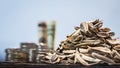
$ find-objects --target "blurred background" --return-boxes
[0,0,120,61]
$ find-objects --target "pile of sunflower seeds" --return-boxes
[40,19,120,66]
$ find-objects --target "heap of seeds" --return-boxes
[40,19,120,66]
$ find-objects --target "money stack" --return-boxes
[38,22,50,51]
[5,48,28,62]
[5,48,14,62]
[47,21,56,50]
[20,42,38,62]
[36,22,50,62]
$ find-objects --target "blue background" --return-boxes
[0,0,120,61]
